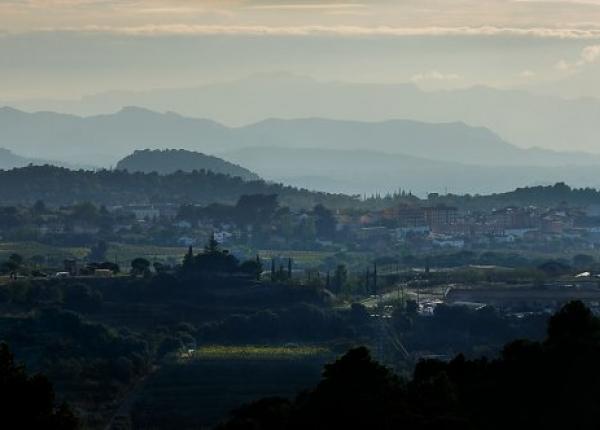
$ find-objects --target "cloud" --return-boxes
[519,69,536,78]
[581,44,600,61]
[29,24,600,39]
[246,3,367,10]
[555,44,600,71]
[410,71,460,82]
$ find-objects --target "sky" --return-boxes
[0,0,599,99]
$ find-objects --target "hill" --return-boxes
[0,165,355,209]
[116,149,259,181]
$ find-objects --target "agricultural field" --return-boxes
[0,241,88,261]
[107,243,186,266]
[259,249,334,266]
[181,344,330,361]
[0,241,186,268]
[132,345,333,428]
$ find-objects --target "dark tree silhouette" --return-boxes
[218,301,600,430]
[0,343,79,429]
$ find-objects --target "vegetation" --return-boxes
[116,149,260,181]
[0,342,79,429]
[184,345,329,361]
[0,165,356,209]
[218,301,600,430]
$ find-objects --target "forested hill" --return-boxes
[116,149,259,181]
[0,165,356,209]
[428,182,600,210]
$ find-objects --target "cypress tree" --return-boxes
[255,254,262,281]
[373,262,378,295]
[183,246,194,268]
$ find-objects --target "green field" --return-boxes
[133,345,332,428]
[259,249,334,266]
[181,344,330,362]
[0,241,186,266]
[0,241,89,260]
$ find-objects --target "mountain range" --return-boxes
[0,147,84,170]
[1,106,597,168]
[5,74,600,154]
[222,147,600,196]
[3,105,600,195]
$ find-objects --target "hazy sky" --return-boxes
[1,0,599,99]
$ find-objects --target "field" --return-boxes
[0,241,186,266]
[0,241,89,260]
[181,344,330,361]
[259,249,334,266]
[132,345,333,429]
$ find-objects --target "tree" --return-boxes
[153,262,167,273]
[332,264,348,293]
[63,283,103,312]
[87,240,108,262]
[204,232,221,253]
[547,300,599,341]
[2,253,23,276]
[32,200,47,214]
[538,260,571,277]
[313,204,337,240]
[183,246,194,268]
[235,194,279,226]
[182,234,240,274]
[239,256,263,280]
[219,301,600,430]
[0,343,80,429]
[130,258,151,277]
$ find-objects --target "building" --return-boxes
[424,204,458,227]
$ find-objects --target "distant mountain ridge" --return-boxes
[0,106,598,169]
[6,74,600,153]
[0,147,86,170]
[222,146,600,196]
[116,149,259,181]
[0,148,35,169]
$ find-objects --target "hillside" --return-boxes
[0,148,35,169]
[116,149,259,181]
[0,165,355,209]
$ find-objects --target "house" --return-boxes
[127,205,161,221]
